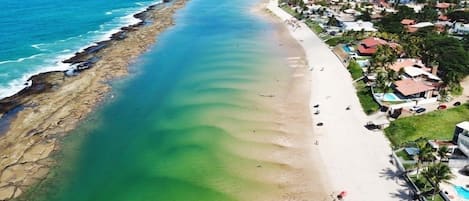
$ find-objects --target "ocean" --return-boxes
[8,0,305,200]
[0,0,161,98]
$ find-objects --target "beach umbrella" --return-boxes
[339,191,347,197]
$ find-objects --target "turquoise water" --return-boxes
[0,0,161,98]
[383,93,401,101]
[16,0,299,201]
[342,45,352,53]
[454,186,469,200]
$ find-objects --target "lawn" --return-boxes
[279,5,301,19]
[347,60,363,80]
[396,149,414,161]
[385,104,469,147]
[354,81,380,115]
[325,36,357,47]
[409,175,445,201]
[305,19,324,34]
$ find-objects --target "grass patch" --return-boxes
[355,81,380,115]
[305,19,324,34]
[385,104,469,147]
[325,37,343,46]
[325,36,358,47]
[409,175,445,201]
[347,61,363,80]
[279,5,302,19]
[396,150,414,161]
[403,163,417,170]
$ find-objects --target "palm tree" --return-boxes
[371,45,398,71]
[422,163,454,200]
[437,146,449,163]
[416,140,433,177]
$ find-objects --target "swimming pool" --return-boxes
[342,45,352,53]
[454,186,469,200]
[383,93,401,102]
[355,59,370,67]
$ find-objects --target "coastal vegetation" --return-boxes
[347,60,363,80]
[385,104,469,146]
[355,81,380,114]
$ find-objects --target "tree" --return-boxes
[327,16,340,27]
[447,10,469,23]
[422,35,469,84]
[415,140,433,177]
[358,8,372,21]
[422,163,454,200]
[401,35,423,57]
[417,6,438,22]
[371,45,398,70]
[437,146,449,162]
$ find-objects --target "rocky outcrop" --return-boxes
[0,0,188,200]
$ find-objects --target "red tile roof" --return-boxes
[390,59,425,72]
[436,2,450,9]
[395,79,435,96]
[361,37,387,48]
[401,19,416,25]
[357,45,377,55]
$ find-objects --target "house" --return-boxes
[389,58,442,99]
[342,21,378,32]
[357,37,400,56]
[389,58,428,72]
[452,121,469,157]
[357,37,387,55]
[401,19,416,26]
[406,22,434,32]
[402,66,441,82]
[393,79,436,99]
[453,22,469,35]
[435,2,451,10]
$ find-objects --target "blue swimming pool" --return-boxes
[454,186,469,200]
[342,45,352,53]
[383,93,400,101]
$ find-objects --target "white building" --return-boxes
[342,21,377,32]
[453,121,469,157]
[453,22,469,35]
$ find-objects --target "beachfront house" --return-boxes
[341,21,378,32]
[452,121,469,158]
[393,79,437,99]
[389,58,442,99]
[357,37,399,56]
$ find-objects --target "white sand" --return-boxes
[267,1,411,200]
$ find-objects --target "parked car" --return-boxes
[437,104,447,110]
[415,108,426,113]
[409,105,422,111]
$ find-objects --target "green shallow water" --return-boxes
[18,0,296,200]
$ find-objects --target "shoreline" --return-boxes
[267,1,411,200]
[0,2,163,115]
[0,0,188,200]
[254,2,333,200]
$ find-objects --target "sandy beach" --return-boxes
[0,1,187,200]
[267,1,411,200]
